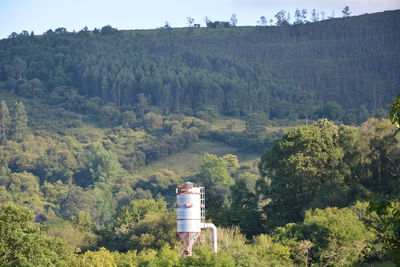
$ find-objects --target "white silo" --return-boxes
[176,182,217,256]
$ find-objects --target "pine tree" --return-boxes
[12,102,29,142]
[0,101,10,144]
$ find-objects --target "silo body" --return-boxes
[176,186,201,232]
[176,182,204,256]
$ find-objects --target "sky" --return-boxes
[0,0,399,39]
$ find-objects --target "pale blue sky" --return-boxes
[1,0,399,39]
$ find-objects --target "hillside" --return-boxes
[0,10,399,122]
[0,10,400,267]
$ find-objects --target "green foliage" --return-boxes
[389,95,400,135]
[59,185,95,220]
[121,110,137,128]
[100,104,121,124]
[89,183,117,225]
[115,198,167,227]
[11,102,29,142]
[72,211,96,232]
[218,172,264,238]
[143,112,163,130]
[129,212,176,250]
[317,101,344,121]
[0,202,73,266]
[221,154,239,172]
[259,119,345,225]
[252,234,294,266]
[112,199,173,251]
[0,100,10,144]
[44,218,99,251]
[2,11,398,119]
[136,170,181,196]
[184,247,235,267]
[358,119,400,195]
[0,13,399,265]
[86,142,125,184]
[74,247,117,267]
[245,112,269,134]
[0,172,41,206]
[304,207,372,266]
[259,118,400,230]
[199,153,233,187]
[368,200,400,265]
[0,101,31,144]
[273,206,373,266]
[150,245,180,267]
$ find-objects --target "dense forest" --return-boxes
[1,10,399,121]
[0,9,399,267]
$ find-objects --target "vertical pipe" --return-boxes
[201,223,217,253]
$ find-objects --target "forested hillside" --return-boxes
[0,9,399,267]
[1,10,399,121]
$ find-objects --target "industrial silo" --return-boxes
[176,182,217,256]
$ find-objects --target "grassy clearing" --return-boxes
[209,117,246,132]
[137,139,260,177]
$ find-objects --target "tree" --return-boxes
[0,101,10,144]
[0,203,72,266]
[320,11,326,20]
[258,16,267,26]
[143,112,163,130]
[274,206,373,266]
[226,172,264,237]
[60,185,95,220]
[75,247,117,267]
[303,207,372,266]
[389,95,400,135]
[368,200,400,265]
[342,6,351,17]
[187,17,194,27]
[8,32,18,39]
[204,16,212,27]
[100,104,120,124]
[164,21,171,29]
[269,19,273,26]
[222,154,239,172]
[54,27,67,34]
[199,153,233,187]
[115,199,167,227]
[72,211,95,232]
[89,184,117,225]
[275,10,288,26]
[86,142,124,184]
[127,212,176,251]
[3,172,41,204]
[136,93,149,117]
[121,111,137,128]
[365,97,400,265]
[293,9,303,25]
[101,25,118,34]
[113,199,172,251]
[245,112,269,135]
[230,14,238,26]
[318,101,344,121]
[11,102,29,142]
[11,56,27,79]
[311,9,319,22]
[259,119,346,226]
[301,9,308,23]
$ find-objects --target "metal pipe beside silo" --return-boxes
[201,222,218,253]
